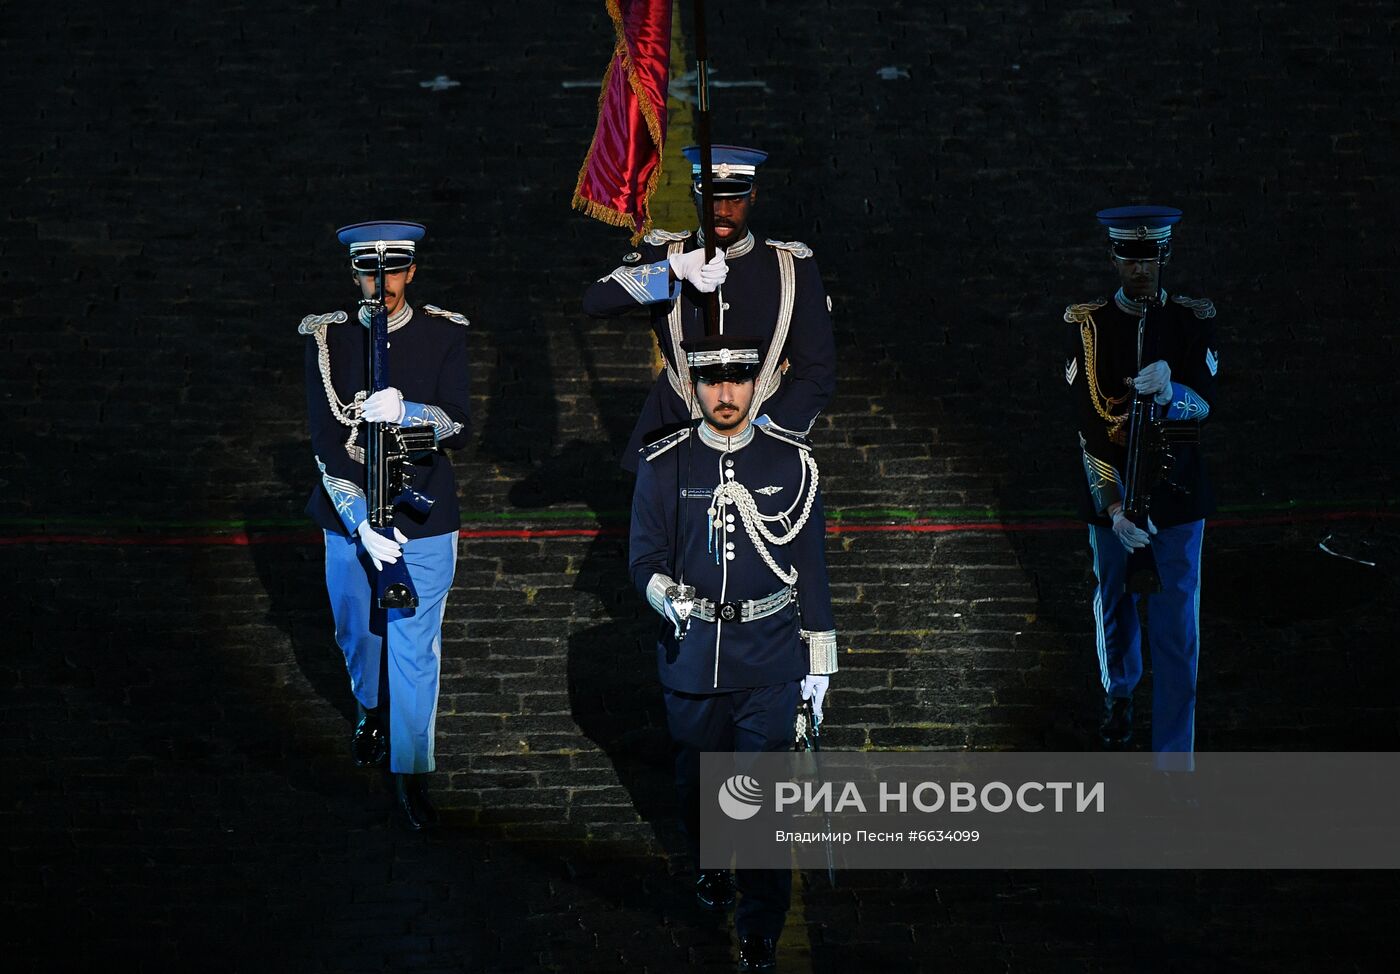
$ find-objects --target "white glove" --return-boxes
[1110,510,1157,552]
[1133,360,1172,403]
[800,675,830,726]
[356,521,407,571]
[361,388,405,424]
[667,249,728,293]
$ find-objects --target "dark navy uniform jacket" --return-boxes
[583,229,837,472]
[1065,291,1219,527]
[629,421,835,693]
[303,304,471,539]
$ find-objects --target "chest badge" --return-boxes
[756,485,783,496]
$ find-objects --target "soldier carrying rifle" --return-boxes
[302,221,472,829]
[1064,206,1219,766]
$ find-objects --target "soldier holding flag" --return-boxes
[571,2,836,473]
[582,146,838,471]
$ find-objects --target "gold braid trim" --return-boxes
[570,0,667,245]
[1063,298,1107,325]
[1079,312,1130,445]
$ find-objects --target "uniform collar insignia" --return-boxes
[697,421,754,452]
[694,229,756,259]
[357,302,414,333]
[1113,288,1167,317]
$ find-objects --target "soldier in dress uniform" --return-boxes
[630,333,838,972]
[583,145,837,472]
[1063,205,1219,766]
[301,221,472,829]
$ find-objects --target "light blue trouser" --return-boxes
[323,529,458,774]
[1088,519,1205,760]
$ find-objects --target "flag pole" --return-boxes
[692,0,720,335]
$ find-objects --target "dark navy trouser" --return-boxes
[664,680,801,941]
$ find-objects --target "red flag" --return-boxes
[572,0,673,244]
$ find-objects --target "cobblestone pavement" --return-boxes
[4,1,1399,971]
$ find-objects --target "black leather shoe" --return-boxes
[737,936,778,971]
[394,773,437,831]
[411,776,438,827]
[695,870,736,911]
[351,705,388,768]
[1098,694,1133,750]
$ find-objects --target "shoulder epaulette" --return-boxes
[756,423,812,451]
[1063,299,1108,325]
[765,239,814,259]
[1171,295,1217,319]
[422,304,470,326]
[642,427,692,461]
[298,310,348,335]
[643,228,693,245]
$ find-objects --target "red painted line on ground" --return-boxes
[1,509,1394,547]
[462,528,616,539]
[0,529,616,546]
[829,520,1081,535]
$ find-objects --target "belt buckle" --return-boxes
[718,601,741,623]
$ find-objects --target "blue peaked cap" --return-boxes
[1096,205,1181,258]
[682,144,768,198]
[336,220,426,270]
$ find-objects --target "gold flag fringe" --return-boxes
[570,0,668,246]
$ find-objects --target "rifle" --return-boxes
[692,0,719,336]
[1121,293,1200,594]
[362,241,437,609]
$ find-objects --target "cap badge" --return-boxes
[1134,226,1148,239]
[719,348,732,365]
[715,163,733,179]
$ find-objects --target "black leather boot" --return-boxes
[394,773,438,831]
[351,704,388,768]
[1098,694,1133,750]
[694,869,736,911]
[737,936,777,971]
[411,774,438,827]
